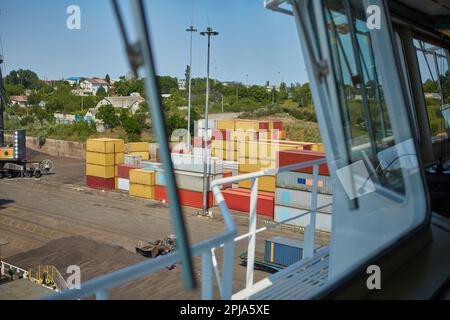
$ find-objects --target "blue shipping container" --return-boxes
[264,237,305,267]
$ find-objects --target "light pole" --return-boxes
[186,25,197,151]
[200,27,219,216]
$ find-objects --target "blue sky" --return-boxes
[0,0,307,86]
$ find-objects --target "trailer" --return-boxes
[0,159,53,179]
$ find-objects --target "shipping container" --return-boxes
[275,188,333,213]
[115,152,124,165]
[124,154,142,167]
[117,178,130,191]
[154,186,215,208]
[196,119,216,129]
[216,119,235,131]
[221,188,274,217]
[238,158,277,172]
[223,160,239,176]
[276,171,333,195]
[127,142,149,153]
[171,153,222,174]
[128,151,150,161]
[129,183,154,199]
[86,176,115,190]
[155,170,223,192]
[129,169,156,186]
[264,237,306,266]
[278,149,330,176]
[117,164,139,179]
[238,175,276,193]
[86,152,115,166]
[274,205,332,232]
[222,171,233,189]
[86,138,125,154]
[86,164,116,179]
[140,161,163,171]
[235,120,260,131]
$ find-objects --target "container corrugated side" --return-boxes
[275,187,333,213]
[117,178,130,191]
[264,237,303,267]
[276,171,333,195]
[155,170,223,192]
[274,205,332,232]
[171,153,223,174]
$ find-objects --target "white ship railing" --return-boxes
[210,158,331,299]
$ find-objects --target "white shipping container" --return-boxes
[193,147,211,158]
[124,155,141,167]
[155,170,223,192]
[171,153,223,174]
[223,160,239,176]
[197,129,213,139]
[274,205,332,232]
[117,178,130,191]
[276,171,333,195]
[140,161,163,170]
[275,188,333,213]
[196,119,216,130]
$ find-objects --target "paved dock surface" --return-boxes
[0,150,329,299]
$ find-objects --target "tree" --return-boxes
[5,69,42,89]
[96,104,120,129]
[157,76,179,94]
[96,86,107,98]
[105,74,111,84]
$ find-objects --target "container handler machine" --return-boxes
[0,54,53,179]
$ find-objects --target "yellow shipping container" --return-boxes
[130,183,154,199]
[115,152,125,164]
[129,169,155,186]
[86,138,124,153]
[234,120,260,131]
[238,175,276,193]
[86,164,115,179]
[217,119,235,130]
[211,139,225,150]
[129,152,150,160]
[127,142,149,153]
[86,152,115,166]
[238,158,277,172]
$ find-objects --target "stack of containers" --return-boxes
[86,138,124,190]
[275,150,332,232]
[195,119,216,138]
[116,154,142,192]
[237,141,308,193]
[154,153,223,209]
[129,168,156,199]
[127,142,150,160]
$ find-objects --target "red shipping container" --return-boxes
[192,137,212,148]
[259,121,269,130]
[223,171,233,189]
[278,150,330,176]
[211,129,227,141]
[117,164,139,179]
[154,186,215,209]
[222,188,274,218]
[86,176,115,190]
[273,121,283,131]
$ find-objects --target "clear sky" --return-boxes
[0,0,307,86]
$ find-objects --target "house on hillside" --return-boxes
[95,94,146,114]
[9,96,29,107]
[66,76,82,86]
[80,78,110,95]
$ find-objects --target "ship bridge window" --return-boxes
[324,0,404,194]
[414,40,450,152]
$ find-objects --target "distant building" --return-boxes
[265,85,280,92]
[9,95,28,107]
[95,94,145,114]
[66,76,82,86]
[54,113,76,124]
[80,78,110,95]
[178,79,187,91]
[425,92,441,100]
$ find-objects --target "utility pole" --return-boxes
[200,27,219,216]
[186,25,197,151]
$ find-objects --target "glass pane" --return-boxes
[414,40,450,141]
[324,0,405,194]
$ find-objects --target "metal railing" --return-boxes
[210,157,331,299]
[1,260,29,279]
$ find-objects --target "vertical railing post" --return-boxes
[201,250,213,300]
[246,178,259,292]
[304,163,319,259]
[222,240,235,299]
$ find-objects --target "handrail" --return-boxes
[1,261,29,279]
[211,157,329,299]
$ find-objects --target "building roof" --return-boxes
[10,95,28,103]
[97,95,145,109]
[85,78,110,86]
